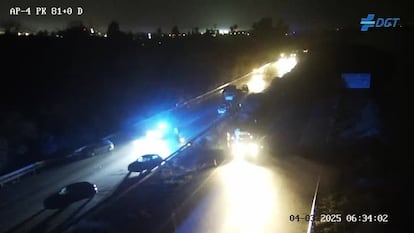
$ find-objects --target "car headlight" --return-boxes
[231,142,260,159]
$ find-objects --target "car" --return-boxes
[74,139,114,157]
[222,85,238,101]
[228,129,261,159]
[217,103,230,114]
[241,84,249,93]
[128,154,163,173]
[43,182,98,209]
[222,84,237,93]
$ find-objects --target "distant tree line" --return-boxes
[0,17,290,39]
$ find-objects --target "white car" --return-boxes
[228,129,261,159]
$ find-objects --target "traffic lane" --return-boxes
[169,154,321,233]
[178,105,221,141]
[174,71,263,126]
[170,68,272,137]
[173,91,223,129]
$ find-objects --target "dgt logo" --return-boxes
[360,14,400,31]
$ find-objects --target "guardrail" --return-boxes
[0,161,45,188]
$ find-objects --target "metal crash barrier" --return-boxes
[0,161,45,188]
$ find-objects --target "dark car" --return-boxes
[128,154,164,173]
[241,84,249,93]
[44,182,98,209]
[73,139,114,157]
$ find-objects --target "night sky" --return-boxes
[0,0,411,33]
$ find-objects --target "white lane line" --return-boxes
[307,174,320,233]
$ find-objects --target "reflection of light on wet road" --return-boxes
[219,160,277,233]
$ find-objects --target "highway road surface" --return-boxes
[172,157,320,233]
[64,124,321,233]
[0,54,305,233]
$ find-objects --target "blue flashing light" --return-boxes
[146,129,163,139]
[158,121,168,130]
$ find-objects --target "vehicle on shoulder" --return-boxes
[222,84,238,101]
[73,139,114,157]
[128,154,164,173]
[241,84,249,93]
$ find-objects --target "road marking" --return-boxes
[307,173,320,233]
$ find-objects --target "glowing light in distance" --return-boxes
[219,28,229,34]
[274,56,297,77]
[231,142,260,159]
[179,137,186,145]
[252,67,265,74]
[158,122,168,130]
[247,74,266,93]
[146,130,163,139]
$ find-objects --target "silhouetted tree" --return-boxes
[252,17,289,37]
[156,27,162,35]
[192,27,200,35]
[274,18,289,35]
[61,20,89,38]
[125,31,134,40]
[36,30,49,36]
[171,25,180,35]
[252,17,273,33]
[0,20,21,34]
[107,21,122,38]
[230,24,238,33]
